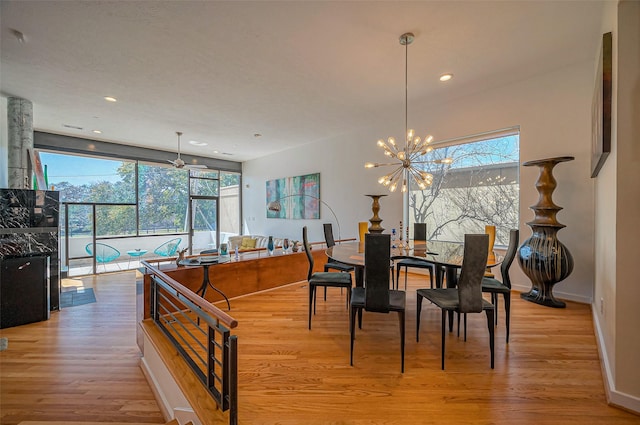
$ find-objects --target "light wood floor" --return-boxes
[2,271,639,425]
[0,272,165,425]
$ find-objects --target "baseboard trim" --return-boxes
[592,304,640,415]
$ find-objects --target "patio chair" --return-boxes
[153,238,182,257]
[85,242,121,272]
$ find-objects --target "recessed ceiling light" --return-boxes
[439,74,453,82]
[189,140,208,147]
[212,150,219,154]
[92,130,102,134]
[104,96,117,102]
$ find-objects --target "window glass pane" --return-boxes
[38,151,135,203]
[220,172,240,241]
[192,198,217,251]
[409,134,519,246]
[190,177,219,196]
[96,205,136,237]
[66,203,92,240]
[138,163,188,234]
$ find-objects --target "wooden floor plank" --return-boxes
[1,273,165,425]
[2,270,639,425]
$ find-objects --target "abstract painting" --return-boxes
[266,173,320,219]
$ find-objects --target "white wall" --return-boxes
[244,58,597,304]
[593,0,640,413]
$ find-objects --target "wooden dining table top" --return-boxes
[326,240,503,269]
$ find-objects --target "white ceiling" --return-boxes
[1,1,604,163]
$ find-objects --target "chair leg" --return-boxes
[313,286,318,314]
[391,263,395,288]
[463,313,468,342]
[324,286,327,301]
[492,293,499,325]
[308,285,314,330]
[398,310,405,373]
[428,267,434,288]
[486,308,495,369]
[357,307,363,329]
[416,293,423,342]
[441,309,447,370]
[404,267,408,291]
[504,292,511,343]
[395,266,401,290]
[350,305,357,366]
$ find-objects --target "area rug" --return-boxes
[60,288,97,308]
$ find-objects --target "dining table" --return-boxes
[326,240,503,289]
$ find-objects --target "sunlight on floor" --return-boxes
[60,278,87,291]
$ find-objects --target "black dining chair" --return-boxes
[303,226,353,329]
[395,223,436,290]
[322,223,355,300]
[416,234,495,370]
[482,229,519,343]
[350,233,406,372]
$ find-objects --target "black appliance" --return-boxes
[1,255,50,328]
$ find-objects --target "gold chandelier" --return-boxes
[365,32,452,193]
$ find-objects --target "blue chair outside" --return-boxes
[85,243,121,272]
[153,238,182,257]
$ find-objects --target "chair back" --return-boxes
[364,233,391,313]
[302,226,314,281]
[414,223,427,241]
[154,237,182,256]
[86,243,120,263]
[323,223,336,248]
[457,234,489,313]
[500,229,519,288]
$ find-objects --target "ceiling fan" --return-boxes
[168,131,207,169]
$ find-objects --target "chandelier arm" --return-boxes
[407,166,424,183]
[384,166,404,186]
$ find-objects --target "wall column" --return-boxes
[7,97,34,189]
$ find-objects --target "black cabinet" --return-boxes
[1,255,50,329]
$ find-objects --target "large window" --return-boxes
[138,163,189,234]
[38,149,241,274]
[409,131,519,246]
[40,152,136,204]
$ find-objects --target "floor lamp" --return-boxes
[266,194,341,242]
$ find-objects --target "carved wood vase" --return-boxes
[518,156,574,308]
[366,194,387,234]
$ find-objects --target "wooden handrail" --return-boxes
[141,260,238,329]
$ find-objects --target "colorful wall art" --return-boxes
[266,173,320,219]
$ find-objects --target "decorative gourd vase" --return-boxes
[365,194,387,234]
[518,156,575,308]
[267,236,274,256]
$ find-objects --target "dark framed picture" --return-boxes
[590,32,612,178]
